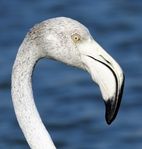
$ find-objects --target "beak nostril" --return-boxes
[100,55,112,66]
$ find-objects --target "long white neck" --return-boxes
[11,41,56,149]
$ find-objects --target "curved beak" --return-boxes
[79,39,125,124]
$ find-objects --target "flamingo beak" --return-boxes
[79,40,125,124]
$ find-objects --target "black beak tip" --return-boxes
[105,100,115,125]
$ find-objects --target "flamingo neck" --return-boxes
[12,41,56,149]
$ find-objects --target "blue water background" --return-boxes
[0,0,142,148]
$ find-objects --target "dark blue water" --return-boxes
[0,0,142,148]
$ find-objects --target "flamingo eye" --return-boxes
[71,33,81,43]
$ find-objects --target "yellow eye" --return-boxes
[71,33,81,43]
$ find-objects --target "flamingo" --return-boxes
[11,17,124,149]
